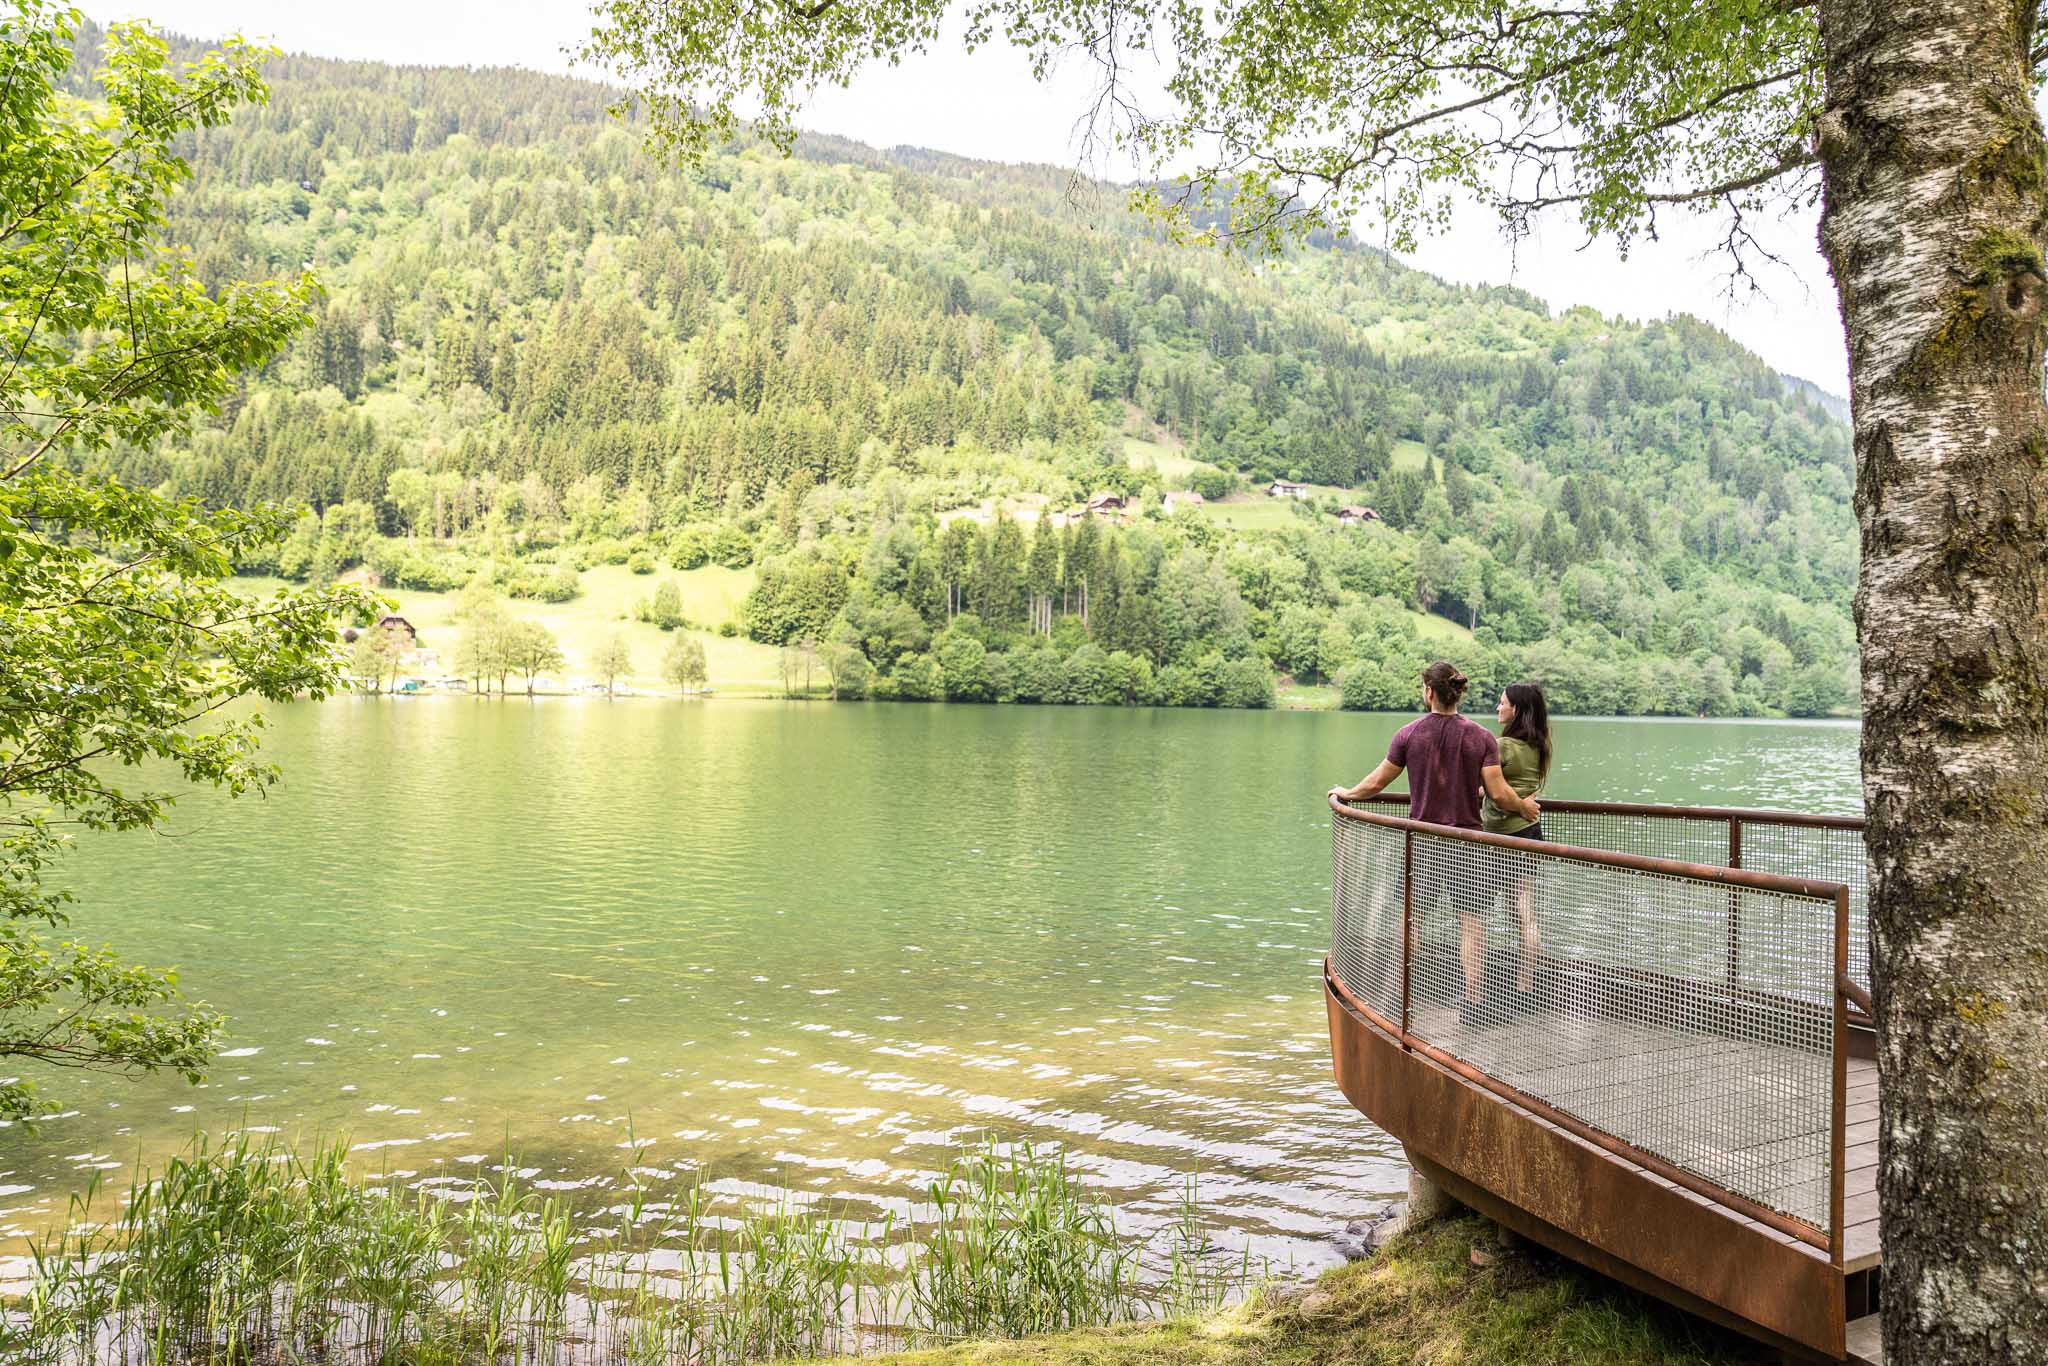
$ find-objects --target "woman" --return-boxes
[1483,681,1552,1003]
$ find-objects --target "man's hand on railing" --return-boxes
[1328,786,1353,804]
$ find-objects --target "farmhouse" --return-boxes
[1337,505,1382,526]
[1084,492,1126,516]
[375,615,418,647]
[1267,480,1310,500]
[1161,490,1206,514]
[345,615,419,649]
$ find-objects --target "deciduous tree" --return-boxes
[506,620,566,696]
[662,634,709,694]
[592,633,634,696]
[0,5,369,1121]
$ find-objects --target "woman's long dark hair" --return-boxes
[1502,681,1552,780]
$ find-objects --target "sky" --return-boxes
[82,0,1852,395]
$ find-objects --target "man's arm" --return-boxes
[1481,764,1541,821]
[1331,759,1403,803]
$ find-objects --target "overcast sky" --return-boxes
[83,0,1852,394]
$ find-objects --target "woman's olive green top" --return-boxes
[1481,735,1545,835]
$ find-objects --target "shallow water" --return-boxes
[0,700,1860,1270]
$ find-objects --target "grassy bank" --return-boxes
[2,1125,1777,1366]
[863,1215,1770,1366]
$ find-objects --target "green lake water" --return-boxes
[0,700,1860,1270]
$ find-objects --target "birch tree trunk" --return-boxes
[1819,1,2048,1358]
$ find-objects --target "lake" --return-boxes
[0,700,1861,1270]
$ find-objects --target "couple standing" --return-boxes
[1328,661,1554,1023]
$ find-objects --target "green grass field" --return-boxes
[1408,608,1473,644]
[1278,681,1341,711]
[1124,436,1222,483]
[1196,496,1309,531]
[239,564,789,693]
[1389,439,1432,475]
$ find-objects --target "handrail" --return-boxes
[1347,790,1865,832]
[1327,795,1854,901]
[1837,974,1874,1019]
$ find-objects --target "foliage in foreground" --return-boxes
[0,3,369,1121]
[859,1213,1771,1366]
[1,1133,1250,1366]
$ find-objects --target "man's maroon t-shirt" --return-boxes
[1386,712,1500,830]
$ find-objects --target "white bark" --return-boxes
[1820,1,2048,1359]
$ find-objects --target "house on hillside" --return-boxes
[375,615,418,648]
[345,615,419,650]
[1085,492,1127,516]
[1161,490,1206,514]
[1337,505,1382,526]
[1268,480,1311,500]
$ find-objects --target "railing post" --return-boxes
[1726,818,1743,989]
[1830,887,1849,1267]
[1401,829,1414,1047]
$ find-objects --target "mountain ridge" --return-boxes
[73,22,1859,716]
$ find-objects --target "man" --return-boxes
[1329,661,1540,1024]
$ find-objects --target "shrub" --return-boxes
[1009,647,1064,703]
[891,652,944,701]
[669,526,713,570]
[507,564,581,603]
[1060,643,1112,704]
[628,549,657,575]
[1341,662,1412,711]
[1220,656,1276,709]
[936,631,994,702]
[644,579,687,630]
[710,524,754,569]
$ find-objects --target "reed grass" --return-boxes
[0,1134,1258,1365]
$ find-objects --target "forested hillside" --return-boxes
[69,26,1858,715]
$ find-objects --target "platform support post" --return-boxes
[1404,1149,1458,1222]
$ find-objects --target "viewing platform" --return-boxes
[1324,794,1878,1362]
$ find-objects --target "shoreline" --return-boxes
[331,686,1862,722]
[831,1213,1773,1366]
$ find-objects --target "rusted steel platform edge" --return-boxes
[1325,963,1831,1252]
[1326,961,1852,1361]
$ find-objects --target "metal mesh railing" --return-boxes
[1330,802,1852,1241]
[1362,796,1872,999]
[1331,811,1405,1026]
[1537,808,1867,999]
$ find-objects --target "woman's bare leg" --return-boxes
[1514,878,1542,993]
[1460,913,1485,1001]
